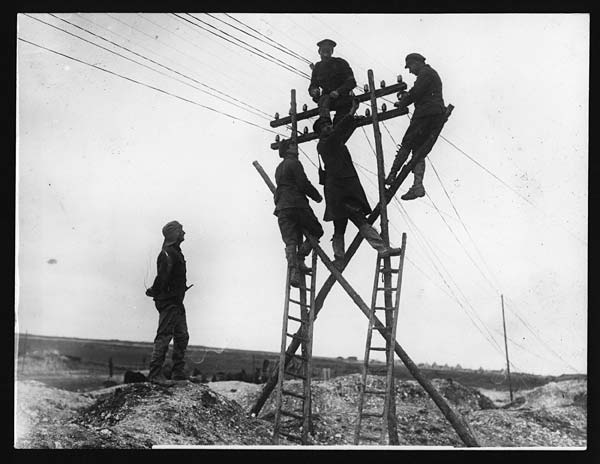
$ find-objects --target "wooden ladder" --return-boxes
[354,234,407,445]
[272,249,317,445]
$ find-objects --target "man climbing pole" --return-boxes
[308,39,357,126]
[314,98,402,269]
[385,53,446,200]
[274,139,324,288]
[145,220,192,385]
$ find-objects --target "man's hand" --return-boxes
[350,98,359,116]
[314,193,323,203]
[309,88,320,99]
[329,90,339,99]
[145,287,155,298]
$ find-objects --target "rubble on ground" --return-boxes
[14,374,586,448]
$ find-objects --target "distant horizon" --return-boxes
[14,331,586,378]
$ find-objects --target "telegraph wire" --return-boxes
[208,13,313,65]
[17,37,284,137]
[175,13,310,80]
[35,14,270,123]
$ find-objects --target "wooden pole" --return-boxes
[501,295,514,401]
[367,69,398,445]
[251,162,479,447]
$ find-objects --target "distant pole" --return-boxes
[501,295,514,401]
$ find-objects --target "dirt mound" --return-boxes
[520,380,587,409]
[15,380,276,448]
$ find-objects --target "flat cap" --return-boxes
[317,39,336,48]
[405,53,426,67]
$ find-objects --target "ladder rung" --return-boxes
[289,298,310,307]
[369,347,387,351]
[277,431,303,442]
[282,389,305,399]
[291,353,308,362]
[379,268,399,273]
[359,433,382,441]
[287,315,304,323]
[285,371,307,380]
[286,332,308,341]
[377,287,396,292]
[367,366,389,373]
[361,411,383,418]
[280,409,304,420]
[374,307,395,311]
[364,389,387,395]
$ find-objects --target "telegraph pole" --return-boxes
[501,295,514,401]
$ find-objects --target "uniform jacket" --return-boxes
[148,244,187,305]
[401,64,445,119]
[316,114,360,179]
[308,57,357,99]
[273,157,322,214]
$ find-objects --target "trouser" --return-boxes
[317,94,353,126]
[148,302,189,379]
[277,207,324,255]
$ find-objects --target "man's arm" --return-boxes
[292,160,322,203]
[333,58,357,96]
[329,98,359,145]
[308,63,321,100]
[401,70,435,107]
[146,251,173,297]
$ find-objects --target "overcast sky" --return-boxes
[16,13,588,376]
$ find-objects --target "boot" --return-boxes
[331,234,345,270]
[285,245,302,288]
[401,158,426,200]
[297,240,313,274]
[385,147,410,186]
[358,224,402,258]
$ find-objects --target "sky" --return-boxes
[15,13,589,376]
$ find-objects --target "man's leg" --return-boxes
[332,218,347,269]
[317,94,332,120]
[348,210,402,257]
[148,305,177,381]
[297,208,324,273]
[401,158,426,200]
[171,305,190,380]
[331,95,353,126]
[278,210,302,288]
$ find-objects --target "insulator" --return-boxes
[382,103,387,112]
[303,126,308,134]
[363,84,369,93]
[275,135,280,142]
[365,108,371,117]
[397,74,403,83]
[302,104,308,112]
[380,80,386,88]
[274,112,279,120]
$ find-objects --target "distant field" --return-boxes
[14,333,585,391]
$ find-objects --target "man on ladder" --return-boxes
[313,99,402,269]
[273,139,324,288]
[385,53,446,200]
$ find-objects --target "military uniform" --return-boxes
[308,41,357,126]
[315,114,401,263]
[146,221,190,381]
[387,55,446,200]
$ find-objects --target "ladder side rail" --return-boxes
[273,267,293,443]
[354,255,383,445]
[302,250,318,443]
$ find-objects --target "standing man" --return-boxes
[274,139,324,288]
[308,39,357,126]
[145,220,191,384]
[314,99,401,268]
[385,53,446,200]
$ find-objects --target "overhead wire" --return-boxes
[175,13,310,80]
[39,13,272,122]
[17,37,284,137]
